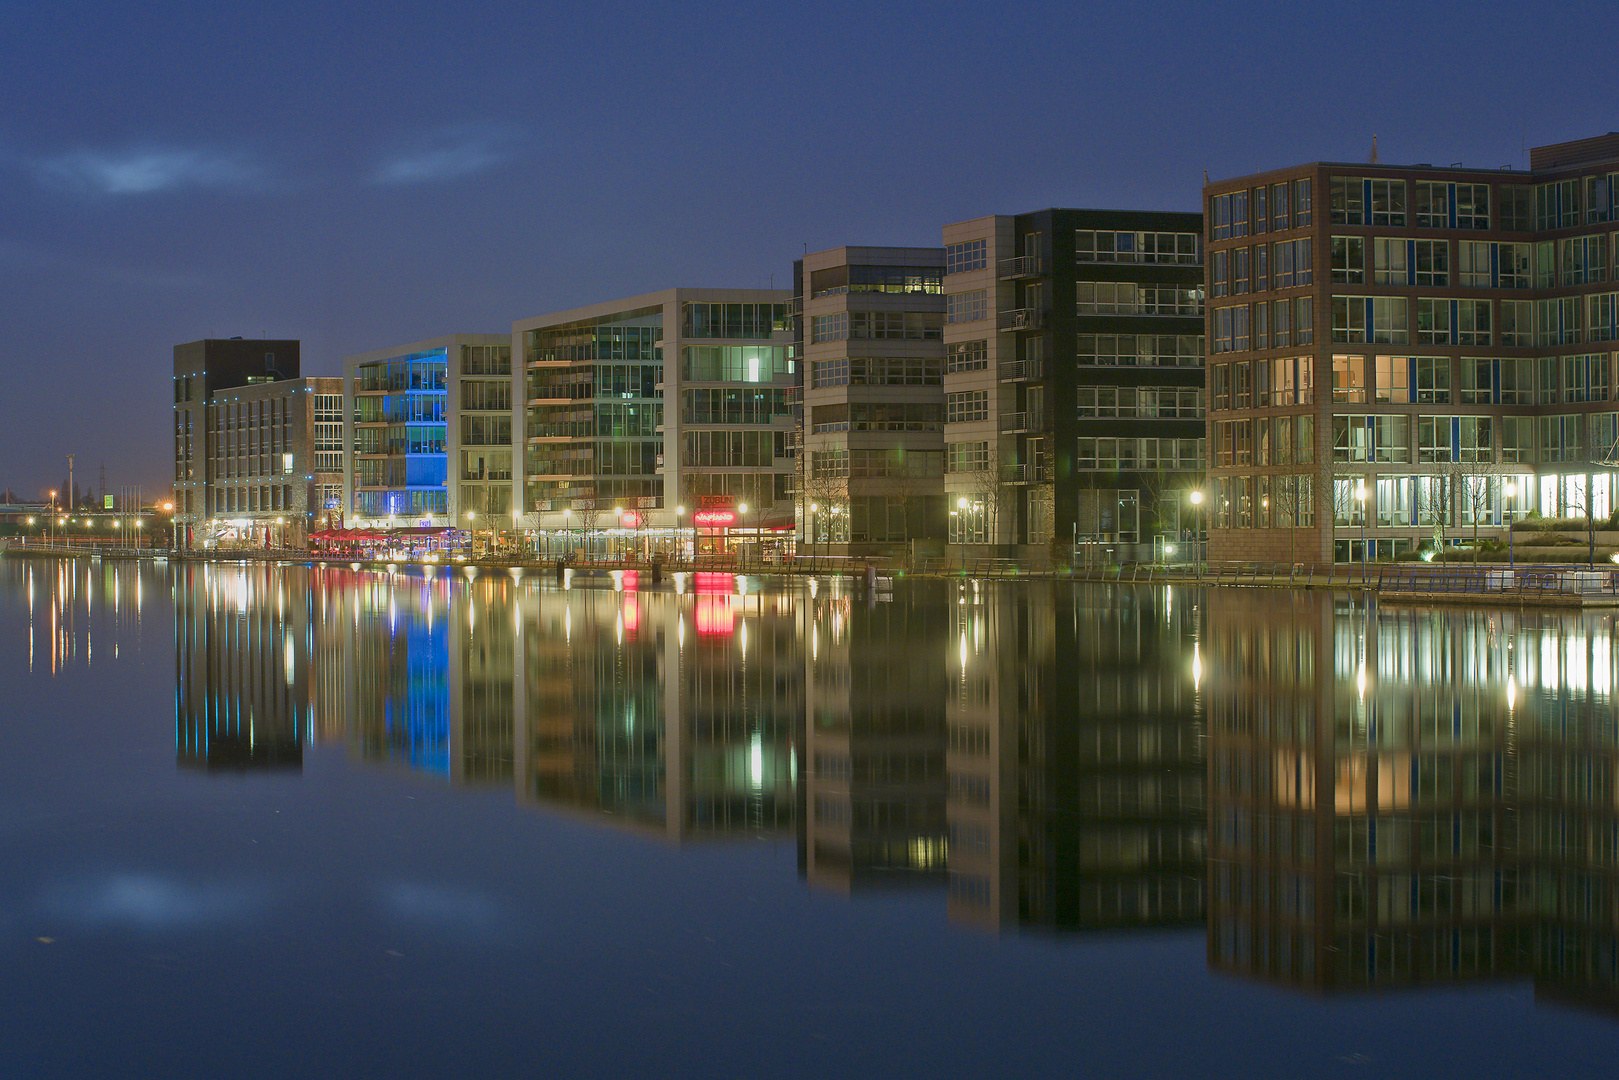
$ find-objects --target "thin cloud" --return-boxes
[29,146,263,195]
[370,123,521,186]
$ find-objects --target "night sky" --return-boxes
[2,0,1615,497]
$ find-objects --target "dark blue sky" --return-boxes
[2,0,1615,496]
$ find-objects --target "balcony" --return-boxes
[997,255,1044,279]
[1000,411,1046,433]
[998,307,1047,331]
[998,359,1045,382]
[1000,463,1047,484]
[784,296,803,316]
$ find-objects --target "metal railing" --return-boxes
[998,307,1047,331]
[1000,411,1045,432]
[1377,564,1619,597]
[997,255,1044,279]
[998,359,1045,381]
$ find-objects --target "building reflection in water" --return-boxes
[156,559,1619,1006]
[174,562,314,772]
[1205,592,1619,1008]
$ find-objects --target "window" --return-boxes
[1537,415,1582,463]
[1563,354,1612,403]
[1374,355,1409,403]
[1459,358,1494,405]
[1418,417,1454,463]
[1537,356,1559,404]
[1211,250,1229,297]
[1372,238,1407,284]
[1585,173,1617,224]
[1500,300,1534,346]
[1499,243,1532,288]
[1077,281,1136,314]
[1417,298,1449,345]
[1501,416,1532,462]
[1415,182,1449,228]
[1331,237,1365,283]
[1414,240,1448,286]
[1457,300,1490,346]
[1369,179,1406,226]
[1295,178,1312,226]
[1272,182,1291,229]
[1234,247,1251,293]
[1457,242,1492,288]
[946,391,989,424]
[1589,293,1619,343]
[1273,298,1292,346]
[1333,297,1407,343]
[1234,362,1252,408]
[1211,193,1231,240]
[1232,189,1249,237]
[1332,415,1371,462]
[946,441,989,473]
[1414,357,1451,403]
[850,311,942,340]
[1076,230,1201,264]
[1296,296,1314,343]
[1560,234,1608,286]
[1076,334,1203,366]
[811,358,849,387]
[947,339,988,372]
[1456,184,1490,229]
[1500,358,1534,404]
[1330,176,1365,225]
[1500,185,1533,231]
[946,290,988,324]
[811,312,848,342]
[1333,354,1366,402]
[945,240,986,274]
[1534,297,1581,346]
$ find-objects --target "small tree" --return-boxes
[1456,460,1508,563]
[1559,470,1606,567]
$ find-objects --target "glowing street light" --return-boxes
[1355,479,1367,574]
[1504,480,1517,570]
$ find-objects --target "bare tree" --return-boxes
[1268,473,1305,568]
[1558,469,1610,567]
[1456,460,1508,563]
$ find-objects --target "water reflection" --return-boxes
[13,555,1619,1012]
[1207,593,1619,1009]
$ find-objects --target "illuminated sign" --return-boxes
[693,509,736,527]
[619,510,643,527]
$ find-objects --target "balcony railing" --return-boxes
[998,359,1045,381]
[1000,411,1046,433]
[997,255,1044,279]
[998,307,1047,331]
[1000,463,1048,484]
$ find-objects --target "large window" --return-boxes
[1331,237,1365,284]
[1077,334,1204,367]
[1333,297,1407,344]
[1459,358,1494,405]
[683,346,793,381]
[1333,354,1366,402]
[946,441,989,473]
[1075,231,1200,264]
[683,302,789,338]
[1414,357,1451,403]
[946,391,989,424]
[946,339,989,372]
[945,240,986,275]
[946,289,988,324]
[1373,238,1407,284]
[1414,240,1448,286]
[1456,184,1490,229]
[850,311,943,340]
[1330,176,1365,225]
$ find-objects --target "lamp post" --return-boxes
[1189,489,1204,580]
[675,505,686,566]
[1504,480,1516,570]
[613,506,623,563]
[808,502,818,562]
[1355,479,1367,577]
[957,496,969,568]
[738,502,749,569]
[562,508,572,560]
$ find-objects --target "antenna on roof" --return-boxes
[1369,135,1379,165]
[1202,169,1208,186]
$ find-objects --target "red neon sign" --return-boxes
[692,509,736,527]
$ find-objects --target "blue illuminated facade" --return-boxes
[347,346,450,521]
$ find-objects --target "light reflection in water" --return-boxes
[10,558,1619,1014]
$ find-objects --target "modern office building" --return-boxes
[940,211,1206,561]
[515,290,795,558]
[1205,132,1619,565]
[795,246,948,556]
[342,334,514,540]
[172,337,312,548]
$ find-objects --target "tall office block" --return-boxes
[1205,133,1619,565]
[796,246,947,556]
[941,211,1205,561]
[343,334,515,537]
[515,290,795,558]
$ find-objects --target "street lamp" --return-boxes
[562,507,572,560]
[1189,490,1204,580]
[613,506,623,562]
[1355,479,1367,575]
[738,502,749,568]
[675,505,686,565]
[808,502,818,561]
[466,510,477,558]
[1504,480,1517,570]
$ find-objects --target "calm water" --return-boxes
[4,558,1619,1078]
